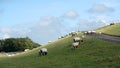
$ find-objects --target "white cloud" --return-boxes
[40,16,54,21]
[79,19,89,23]
[101,0,120,7]
[2,34,10,39]
[0,28,11,34]
[77,15,114,31]
[92,15,114,25]
[0,16,65,44]
[0,28,11,39]
[88,4,114,13]
[38,21,50,26]
[10,16,63,44]
[63,11,78,19]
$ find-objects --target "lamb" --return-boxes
[39,48,48,56]
[72,42,79,49]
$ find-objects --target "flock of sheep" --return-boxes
[38,31,85,56]
[27,23,117,56]
[38,30,105,56]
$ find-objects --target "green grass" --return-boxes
[0,35,120,68]
[96,23,120,36]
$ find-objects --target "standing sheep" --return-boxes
[72,42,79,49]
[39,48,48,56]
[71,32,77,36]
[73,37,83,43]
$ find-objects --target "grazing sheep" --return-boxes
[24,49,29,52]
[72,42,79,49]
[48,41,52,43]
[58,37,61,39]
[84,31,93,35]
[88,31,92,34]
[73,37,83,43]
[81,35,85,38]
[39,48,48,56]
[99,32,102,34]
[71,32,77,36]
[91,30,96,34]
[83,31,88,35]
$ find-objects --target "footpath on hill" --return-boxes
[88,33,120,44]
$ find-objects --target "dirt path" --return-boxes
[88,33,120,45]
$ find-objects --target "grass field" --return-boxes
[96,23,120,36]
[0,34,120,68]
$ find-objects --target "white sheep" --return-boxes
[73,37,83,42]
[99,32,102,34]
[84,32,88,35]
[39,48,48,56]
[72,42,79,49]
[24,49,29,52]
[91,30,96,33]
[48,41,52,43]
[88,31,92,34]
[81,35,85,38]
[71,32,77,36]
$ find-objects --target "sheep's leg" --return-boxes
[42,52,44,56]
[73,46,75,49]
[45,52,47,55]
[40,50,43,56]
[39,52,42,56]
[39,52,41,56]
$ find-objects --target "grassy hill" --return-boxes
[0,34,120,68]
[96,23,120,36]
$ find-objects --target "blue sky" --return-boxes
[0,0,120,44]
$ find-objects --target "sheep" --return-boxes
[91,30,96,34]
[48,41,52,43]
[99,32,102,34]
[58,37,61,39]
[39,48,48,56]
[72,42,79,49]
[24,49,29,52]
[71,32,77,36]
[73,37,83,43]
[84,31,93,35]
[83,31,89,35]
[81,35,85,38]
[88,31,92,34]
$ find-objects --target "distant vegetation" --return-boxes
[0,37,40,52]
[96,23,120,36]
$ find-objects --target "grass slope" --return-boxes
[0,35,120,68]
[96,23,120,36]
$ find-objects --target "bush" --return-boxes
[0,37,40,52]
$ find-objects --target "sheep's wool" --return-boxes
[41,48,47,52]
[74,37,81,41]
